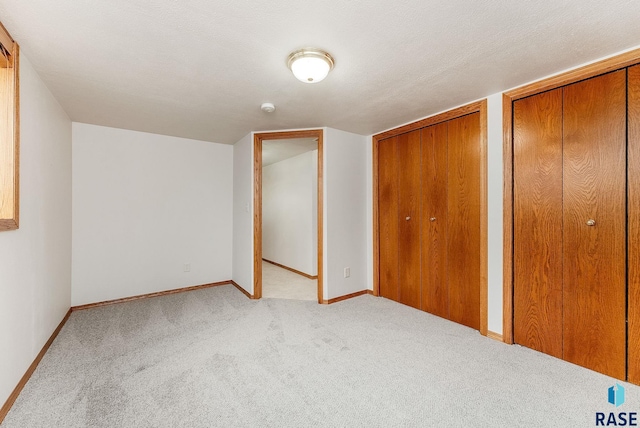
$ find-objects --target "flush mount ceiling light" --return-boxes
[287,48,334,83]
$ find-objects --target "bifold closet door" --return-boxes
[397,130,422,309]
[628,65,640,384]
[378,136,399,301]
[562,70,626,379]
[513,89,564,358]
[420,123,449,318]
[447,113,481,330]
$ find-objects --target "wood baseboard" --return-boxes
[0,309,71,424]
[230,280,256,299]
[71,280,234,311]
[262,259,318,280]
[322,289,373,304]
[486,330,504,342]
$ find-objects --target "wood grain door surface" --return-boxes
[397,130,422,309]
[629,65,640,384]
[378,114,481,331]
[421,123,449,318]
[513,70,628,380]
[447,113,481,330]
[562,70,626,380]
[378,136,399,302]
[513,89,564,359]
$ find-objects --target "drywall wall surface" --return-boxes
[0,55,72,407]
[72,123,233,306]
[232,133,253,295]
[262,150,318,276]
[487,93,504,335]
[366,139,374,291]
[311,152,318,278]
[324,128,368,300]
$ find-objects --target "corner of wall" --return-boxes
[0,52,72,408]
[323,128,369,300]
[231,133,254,296]
[366,134,374,292]
[486,93,504,335]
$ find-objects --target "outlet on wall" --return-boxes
[183,263,191,272]
[344,267,350,278]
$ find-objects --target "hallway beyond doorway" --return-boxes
[262,260,317,301]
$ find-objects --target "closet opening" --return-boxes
[503,48,640,383]
[372,100,488,336]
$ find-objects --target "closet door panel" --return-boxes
[397,130,422,309]
[629,64,640,384]
[562,70,626,380]
[378,136,399,301]
[513,89,563,359]
[447,113,481,329]
[420,123,449,318]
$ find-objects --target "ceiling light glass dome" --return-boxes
[287,48,335,83]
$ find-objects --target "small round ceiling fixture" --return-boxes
[261,102,276,113]
[287,48,334,83]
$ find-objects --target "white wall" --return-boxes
[232,133,253,294]
[262,150,318,276]
[366,136,374,292]
[486,93,504,335]
[324,128,368,300]
[0,55,72,407]
[234,128,368,300]
[72,123,233,306]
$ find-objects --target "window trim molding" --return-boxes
[0,22,19,232]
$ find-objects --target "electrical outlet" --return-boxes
[183,263,191,272]
[344,267,350,278]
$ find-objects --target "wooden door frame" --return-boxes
[502,47,640,344]
[372,100,488,336]
[253,129,324,303]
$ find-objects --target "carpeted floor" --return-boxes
[2,284,638,427]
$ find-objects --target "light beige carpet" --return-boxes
[261,261,317,301]
[3,284,640,427]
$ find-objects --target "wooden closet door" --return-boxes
[397,131,422,309]
[629,64,640,384]
[447,113,481,329]
[513,89,563,359]
[420,123,449,318]
[378,136,399,301]
[562,70,626,379]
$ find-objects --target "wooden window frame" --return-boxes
[0,22,19,232]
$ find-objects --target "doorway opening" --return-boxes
[253,130,323,303]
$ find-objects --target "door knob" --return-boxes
[405,216,411,221]
[430,217,436,222]
[586,219,596,226]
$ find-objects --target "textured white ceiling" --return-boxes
[263,138,317,167]
[1,0,640,144]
